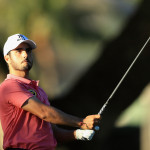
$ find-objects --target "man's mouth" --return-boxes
[22,60,30,64]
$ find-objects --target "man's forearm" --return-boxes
[52,124,96,142]
[52,124,76,142]
[22,97,83,127]
[22,96,100,129]
[43,105,83,127]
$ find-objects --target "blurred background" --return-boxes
[1,0,150,149]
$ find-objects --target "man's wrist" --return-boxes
[79,122,84,127]
[76,118,84,128]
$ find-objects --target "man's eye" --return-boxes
[16,48,22,51]
[15,49,22,53]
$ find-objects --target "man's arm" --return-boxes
[51,124,76,142]
[22,96,100,129]
[52,124,95,142]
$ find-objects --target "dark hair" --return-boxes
[7,51,11,56]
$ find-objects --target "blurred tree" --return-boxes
[0,0,144,150]
[52,0,150,149]
[0,0,139,97]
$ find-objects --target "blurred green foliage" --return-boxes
[0,0,144,150]
[0,0,140,98]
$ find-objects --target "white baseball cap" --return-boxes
[3,34,36,56]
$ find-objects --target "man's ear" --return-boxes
[4,55,10,64]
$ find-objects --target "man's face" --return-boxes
[7,42,33,71]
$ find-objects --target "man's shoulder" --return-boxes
[0,78,21,90]
[0,78,27,100]
[1,78,18,85]
[0,79,18,99]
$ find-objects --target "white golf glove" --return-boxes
[75,129,95,140]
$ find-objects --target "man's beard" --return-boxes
[11,61,33,71]
[22,64,32,71]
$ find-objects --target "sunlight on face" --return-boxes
[8,43,33,71]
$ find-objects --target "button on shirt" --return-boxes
[0,74,57,150]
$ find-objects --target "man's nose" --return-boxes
[22,50,28,58]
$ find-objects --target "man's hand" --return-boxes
[80,114,100,130]
[75,129,95,140]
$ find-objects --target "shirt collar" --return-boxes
[6,74,39,86]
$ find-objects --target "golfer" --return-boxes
[0,34,100,150]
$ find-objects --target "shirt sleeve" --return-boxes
[1,80,33,108]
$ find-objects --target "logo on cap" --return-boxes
[17,34,27,41]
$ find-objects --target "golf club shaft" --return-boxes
[95,36,150,130]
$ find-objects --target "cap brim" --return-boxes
[21,39,36,49]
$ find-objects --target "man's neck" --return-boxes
[9,70,29,79]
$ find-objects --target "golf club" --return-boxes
[95,36,150,131]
